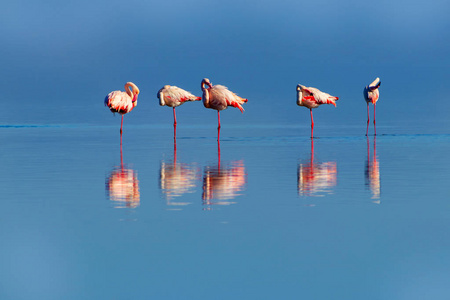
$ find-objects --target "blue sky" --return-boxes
[1,0,449,128]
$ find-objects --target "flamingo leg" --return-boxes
[366,102,370,136]
[174,127,177,166]
[120,115,124,134]
[173,123,177,151]
[217,128,221,168]
[373,103,377,136]
[217,111,221,129]
[120,133,123,169]
[173,107,177,126]
[310,108,314,139]
[217,124,221,142]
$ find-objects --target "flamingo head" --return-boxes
[369,78,381,90]
[296,84,304,106]
[201,78,212,90]
[126,82,140,102]
[157,85,170,106]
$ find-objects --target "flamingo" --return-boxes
[105,82,140,134]
[157,85,201,126]
[201,78,248,129]
[296,84,339,138]
[363,77,381,136]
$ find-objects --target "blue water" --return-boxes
[0,124,449,299]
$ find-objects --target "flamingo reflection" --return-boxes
[298,139,337,196]
[202,129,247,208]
[159,129,199,206]
[105,136,140,208]
[365,136,381,202]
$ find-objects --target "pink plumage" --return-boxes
[158,85,201,125]
[296,84,339,138]
[105,82,140,134]
[201,78,248,128]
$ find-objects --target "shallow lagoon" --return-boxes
[0,124,449,299]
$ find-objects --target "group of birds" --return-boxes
[105,77,381,137]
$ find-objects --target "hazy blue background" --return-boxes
[1,0,449,129]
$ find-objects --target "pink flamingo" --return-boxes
[201,78,248,129]
[296,84,339,138]
[363,77,381,136]
[158,85,201,126]
[105,82,140,134]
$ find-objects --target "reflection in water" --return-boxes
[105,137,140,208]
[159,127,199,206]
[298,139,337,196]
[365,136,381,202]
[202,129,247,208]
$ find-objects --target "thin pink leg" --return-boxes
[120,115,124,134]
[174,128,177,165]
[217,127,221,163]
[173,107,177,126]
[120,133,123,169]
[373,103,376,136]
[173,123,177,149]
[217,124,221,142]
[217,111,221,129]
[310,109,314,139]
[366,103,370,136]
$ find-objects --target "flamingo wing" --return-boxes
[105,91,133,114]
[300,86,338,107]
[161,86,201,107]
[314,90,338,106]
[211,85,247,113]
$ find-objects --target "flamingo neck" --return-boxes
[201,80,212,91]
[125,83,138,102]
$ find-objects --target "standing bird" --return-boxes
[201,78,248,129]
[296,84,339,138]
[105,82,140,134]
[363,77,381,136]
[158,85,201,126]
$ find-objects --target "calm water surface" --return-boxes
[0,125,449,299]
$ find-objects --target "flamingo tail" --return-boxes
[327,97,338,107]
[228,101,245,113]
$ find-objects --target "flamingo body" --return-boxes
[201,78,247,129]
[105,82,140,133]
[296,84,338,108]
[158,85,201,125]
[158,85,201,107]
[296,84,338,138]
[363,77,381,136]
[363,77,381,105]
